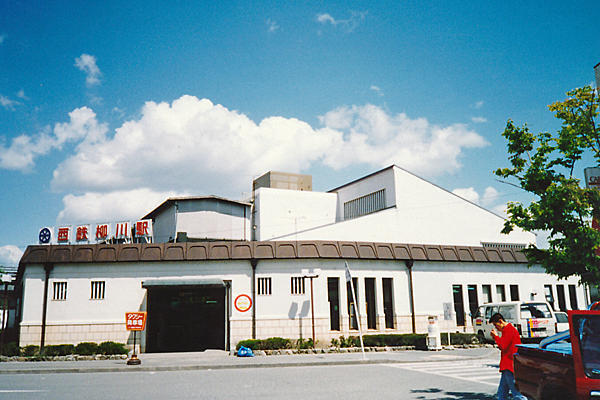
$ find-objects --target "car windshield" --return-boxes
[520,303,552,319]
[555,312,568,323]
[574,315,600,379]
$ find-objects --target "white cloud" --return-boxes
[57,189,185,224]
[452,187,480,204]
[318,104,488,175]
[0,107,107,171]
[0,95,20,110]
[50,98,488,198]
[473,100,484,109]
[50,98,487,198]
[16,89,27,100]
[0,245,23,268]
[266,19,280,32]
[482,186,499,206]
[471,116,487,123]
[370,85,384,96]
[316,11,366,32]
[74,54,101,87]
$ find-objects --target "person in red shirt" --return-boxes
[490,313,527,400]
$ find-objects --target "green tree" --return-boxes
[495,86,600,285]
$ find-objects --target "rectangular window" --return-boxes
[328,277,340,331]
[544,285,555,309]
[343,189,386,220]
[496,285,506,302]
[347,278,359,330]
[568,285,578,310]
[291,277,305,295]
[556,285,567,311]
[383,278,394,329]
[453,284,465,326]
[510,285,519,301]
[53,281,67,301]
[482,285,492,303]
[90,281,105,300]
[467,284,478,317]
[257,277,272,295]
[365,278,376,330]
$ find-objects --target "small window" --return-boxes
[510,285,519,301]
[257,277,271,295]
[291,277,305,295]
[90,281,105,300]
[482,285,492,303]
[496,285,506,302]
[53,281,67,301]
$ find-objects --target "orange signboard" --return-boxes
[125,312,147,331]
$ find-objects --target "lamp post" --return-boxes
[302,269,320,346]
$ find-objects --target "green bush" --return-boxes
[42,344,75,356]
[295,338,314,349]
[236,337,293,351]
[361,334,427,349]
[21,345,39,356]
[75,342,99,355]
[1,341,19,356]
[98,341,128,355]
[440,333,480,345]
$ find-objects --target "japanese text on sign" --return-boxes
[125,312,147,331]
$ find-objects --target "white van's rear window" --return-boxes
[520,303,552,319]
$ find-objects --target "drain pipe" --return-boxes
[40,263,54,352]
[250,258,258,339]
[405,260,416,334]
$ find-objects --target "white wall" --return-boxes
[177,211,250,240]
[254,188,337,241]
[267,166,535,246]
[152,206,176,243]
[331,167,396,221]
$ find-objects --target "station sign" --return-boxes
[38,219,153,245]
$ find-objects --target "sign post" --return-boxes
[443,302,453,346]
[345,262,366,359]
[125,312,147,365]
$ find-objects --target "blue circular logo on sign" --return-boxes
[39,228,51,244]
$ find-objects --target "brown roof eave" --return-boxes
[18,241,530,266]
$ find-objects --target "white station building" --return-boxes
[16,166,590,352]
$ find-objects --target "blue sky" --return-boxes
[0,1,599,267]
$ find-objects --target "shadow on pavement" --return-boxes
[411,388,495,399]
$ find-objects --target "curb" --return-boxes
[0,348,498,375]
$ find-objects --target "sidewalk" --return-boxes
[0,347,498,375]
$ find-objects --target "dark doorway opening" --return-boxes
[365,278,377,329]
[146,285,226,353]
[383,278,394,329]
[453,284,465,326]
[328,277,340,331]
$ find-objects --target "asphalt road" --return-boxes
[0,357,500,400]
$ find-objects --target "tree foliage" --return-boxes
[495,86,600,285]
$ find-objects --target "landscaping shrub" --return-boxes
[75,342,99,355]
[361,333,427,349]
[1,341,19,356]
[440,333,480,345]
[43,344,75,356]
[21,345,39,356]
[98,341,128,355]
[295,338,314,349]
[236,337,292,351]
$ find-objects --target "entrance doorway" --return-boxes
[144,282,227,353]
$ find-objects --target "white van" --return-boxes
[473,301,557,341]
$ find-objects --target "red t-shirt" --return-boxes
[493,322,521,372]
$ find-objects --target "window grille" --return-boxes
[343,189,386,220]
[91,281,105,300]
[257,277,272,295]
[53,281,67,300]
[291,277,305,295]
